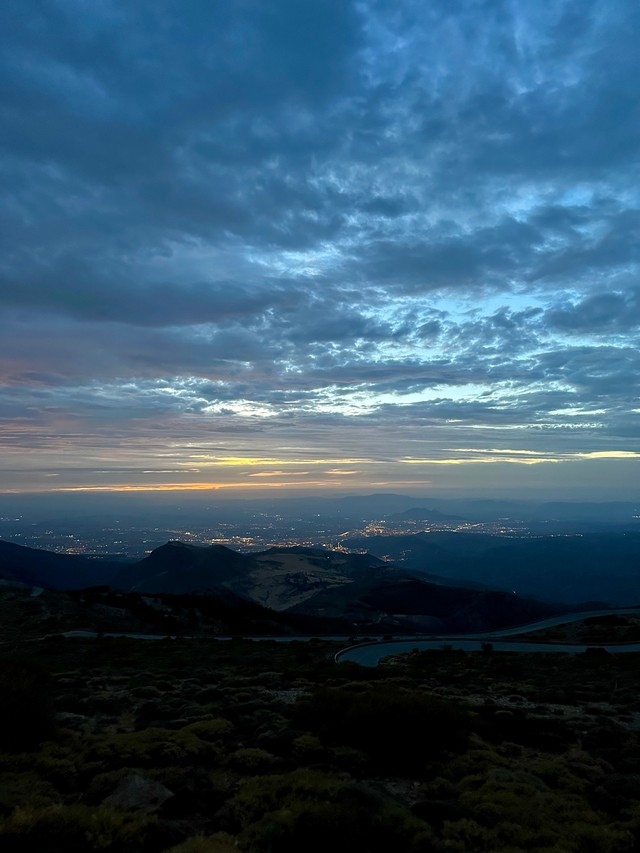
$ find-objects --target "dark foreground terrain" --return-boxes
[2,629,640,851]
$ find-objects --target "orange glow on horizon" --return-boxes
[43,479,345,493]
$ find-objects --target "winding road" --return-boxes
[49,608,640,666]
[335,608,640,666]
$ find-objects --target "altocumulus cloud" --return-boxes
[0,0,639,495]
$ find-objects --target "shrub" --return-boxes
[0,772,59,817]
[86,725,223,768]
[166,832,238,852]
[183,719,233,742]
[0,804,155,852]
[239,786,434,853]
[292,734,324,763]
[227,748,279,774]
[294,685,469,772]
[0,658,57,751]
[230,769,345,829]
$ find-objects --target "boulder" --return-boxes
[103,773,173,812]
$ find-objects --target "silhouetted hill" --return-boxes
[112,542,562,633]
[112,541,251,594]
[386,507,465,523]
[343,531,640,605]
[115,543,390,611]
[0,582,352,640]
[0,540,120,589]
[289,574,560,633]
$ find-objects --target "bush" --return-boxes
[227,748,279,774]
[0,659,57,751]
[294,685,469,772]
[166,833,238,852]
[86,725,224,768]
[0,804,155,852]
[238,785,434,853]
[292,734,324,763]
[229,769,345,829]
[183,719,233,742]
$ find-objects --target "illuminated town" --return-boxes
[0,509,580,560]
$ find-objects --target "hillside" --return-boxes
[0,540,121,589]
[289,575,559,634]
[2,539,563,636]
[343,531,640,605]
[112,541,251,594]
[0,582,350,642]
[114,542,561,633]
[114,543,390,611]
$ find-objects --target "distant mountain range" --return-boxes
[386,507,466,523]
[0,539,561,635]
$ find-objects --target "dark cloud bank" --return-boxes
[1,0,639,495]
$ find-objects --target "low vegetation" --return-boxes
[2,633,640,851]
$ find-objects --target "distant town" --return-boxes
[0,505,612,559]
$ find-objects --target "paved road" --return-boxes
[462,608,640,639]
[52,607,640,664]
[337,638,640,667]
[57,630,361,642]
[335,607,640,666]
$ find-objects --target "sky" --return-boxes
[1,0,639,500]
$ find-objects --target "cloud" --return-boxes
[546,289,640,334]
[1,0,639,496]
